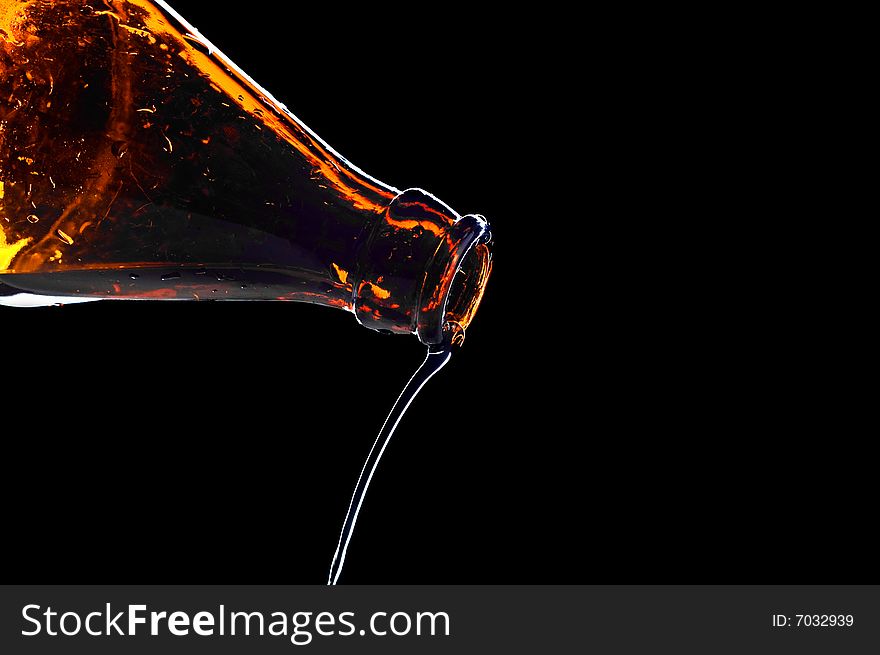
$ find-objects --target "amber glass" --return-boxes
[0,0,492,344]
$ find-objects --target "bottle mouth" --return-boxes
[416,214,493,345]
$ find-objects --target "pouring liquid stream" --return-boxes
[327,327,461,585]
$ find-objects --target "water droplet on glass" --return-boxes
[129,273,140,280]
[161,272,181,281]
[111,140,128,157]
[194,268,207,276]
[182,33,212,56]
[26,214,39,223]
[443,320,466,347]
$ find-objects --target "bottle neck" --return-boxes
[353,188,492,345]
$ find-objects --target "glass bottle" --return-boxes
[0,0,492,344]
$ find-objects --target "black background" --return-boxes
[3,2,869,584]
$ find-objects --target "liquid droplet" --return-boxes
[56,229,74,245]
[26,214,39,224]
[444,320,466,347]
[161,272,181,281]
[182,33,213,56]
[111,140,128,157]
[129,273,140,280]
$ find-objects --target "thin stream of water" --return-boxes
[327,339,455,585]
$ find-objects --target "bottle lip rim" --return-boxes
[415,214,493,345]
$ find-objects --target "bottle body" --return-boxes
[0,0,491,343]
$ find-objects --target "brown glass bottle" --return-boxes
[0,0,492,344]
